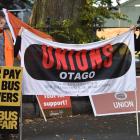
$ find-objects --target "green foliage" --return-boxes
[0,0,34,10]
[35,20,46,31]
[46,0,128,44]
[0,0,13,9]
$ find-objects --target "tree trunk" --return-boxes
[30,0,85,27]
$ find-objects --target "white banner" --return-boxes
[21,29,136,96]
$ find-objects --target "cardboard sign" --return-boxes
[37,95,71,110]
[0,67,22,106]
[37,95,72,117]
[90,77,140,116]
[0,66,22,133]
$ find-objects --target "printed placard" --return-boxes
[37,95,72,118]
[90,77,140,116]
[0,67,22,106]
[0,66,22,133]
[37,95,71,110]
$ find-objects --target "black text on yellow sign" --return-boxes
[0,111,18,129]
[0,107,19,133]
[0,67,22,106]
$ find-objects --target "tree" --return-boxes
[30,0,127,43]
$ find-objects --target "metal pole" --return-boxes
[8,9,26,12]
[20,93,23,140]
[118,6,121,27]
[134,89,139,136]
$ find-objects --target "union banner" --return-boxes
[20,29,135,96]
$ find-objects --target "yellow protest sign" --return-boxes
[0,110,18,129]
[0,107,20,133]
[0,66,22,106]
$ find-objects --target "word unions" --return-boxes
[41,44,113,81]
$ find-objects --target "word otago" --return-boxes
[59,71,95,80]
[0,111,18,130]
[42,44,113,71]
